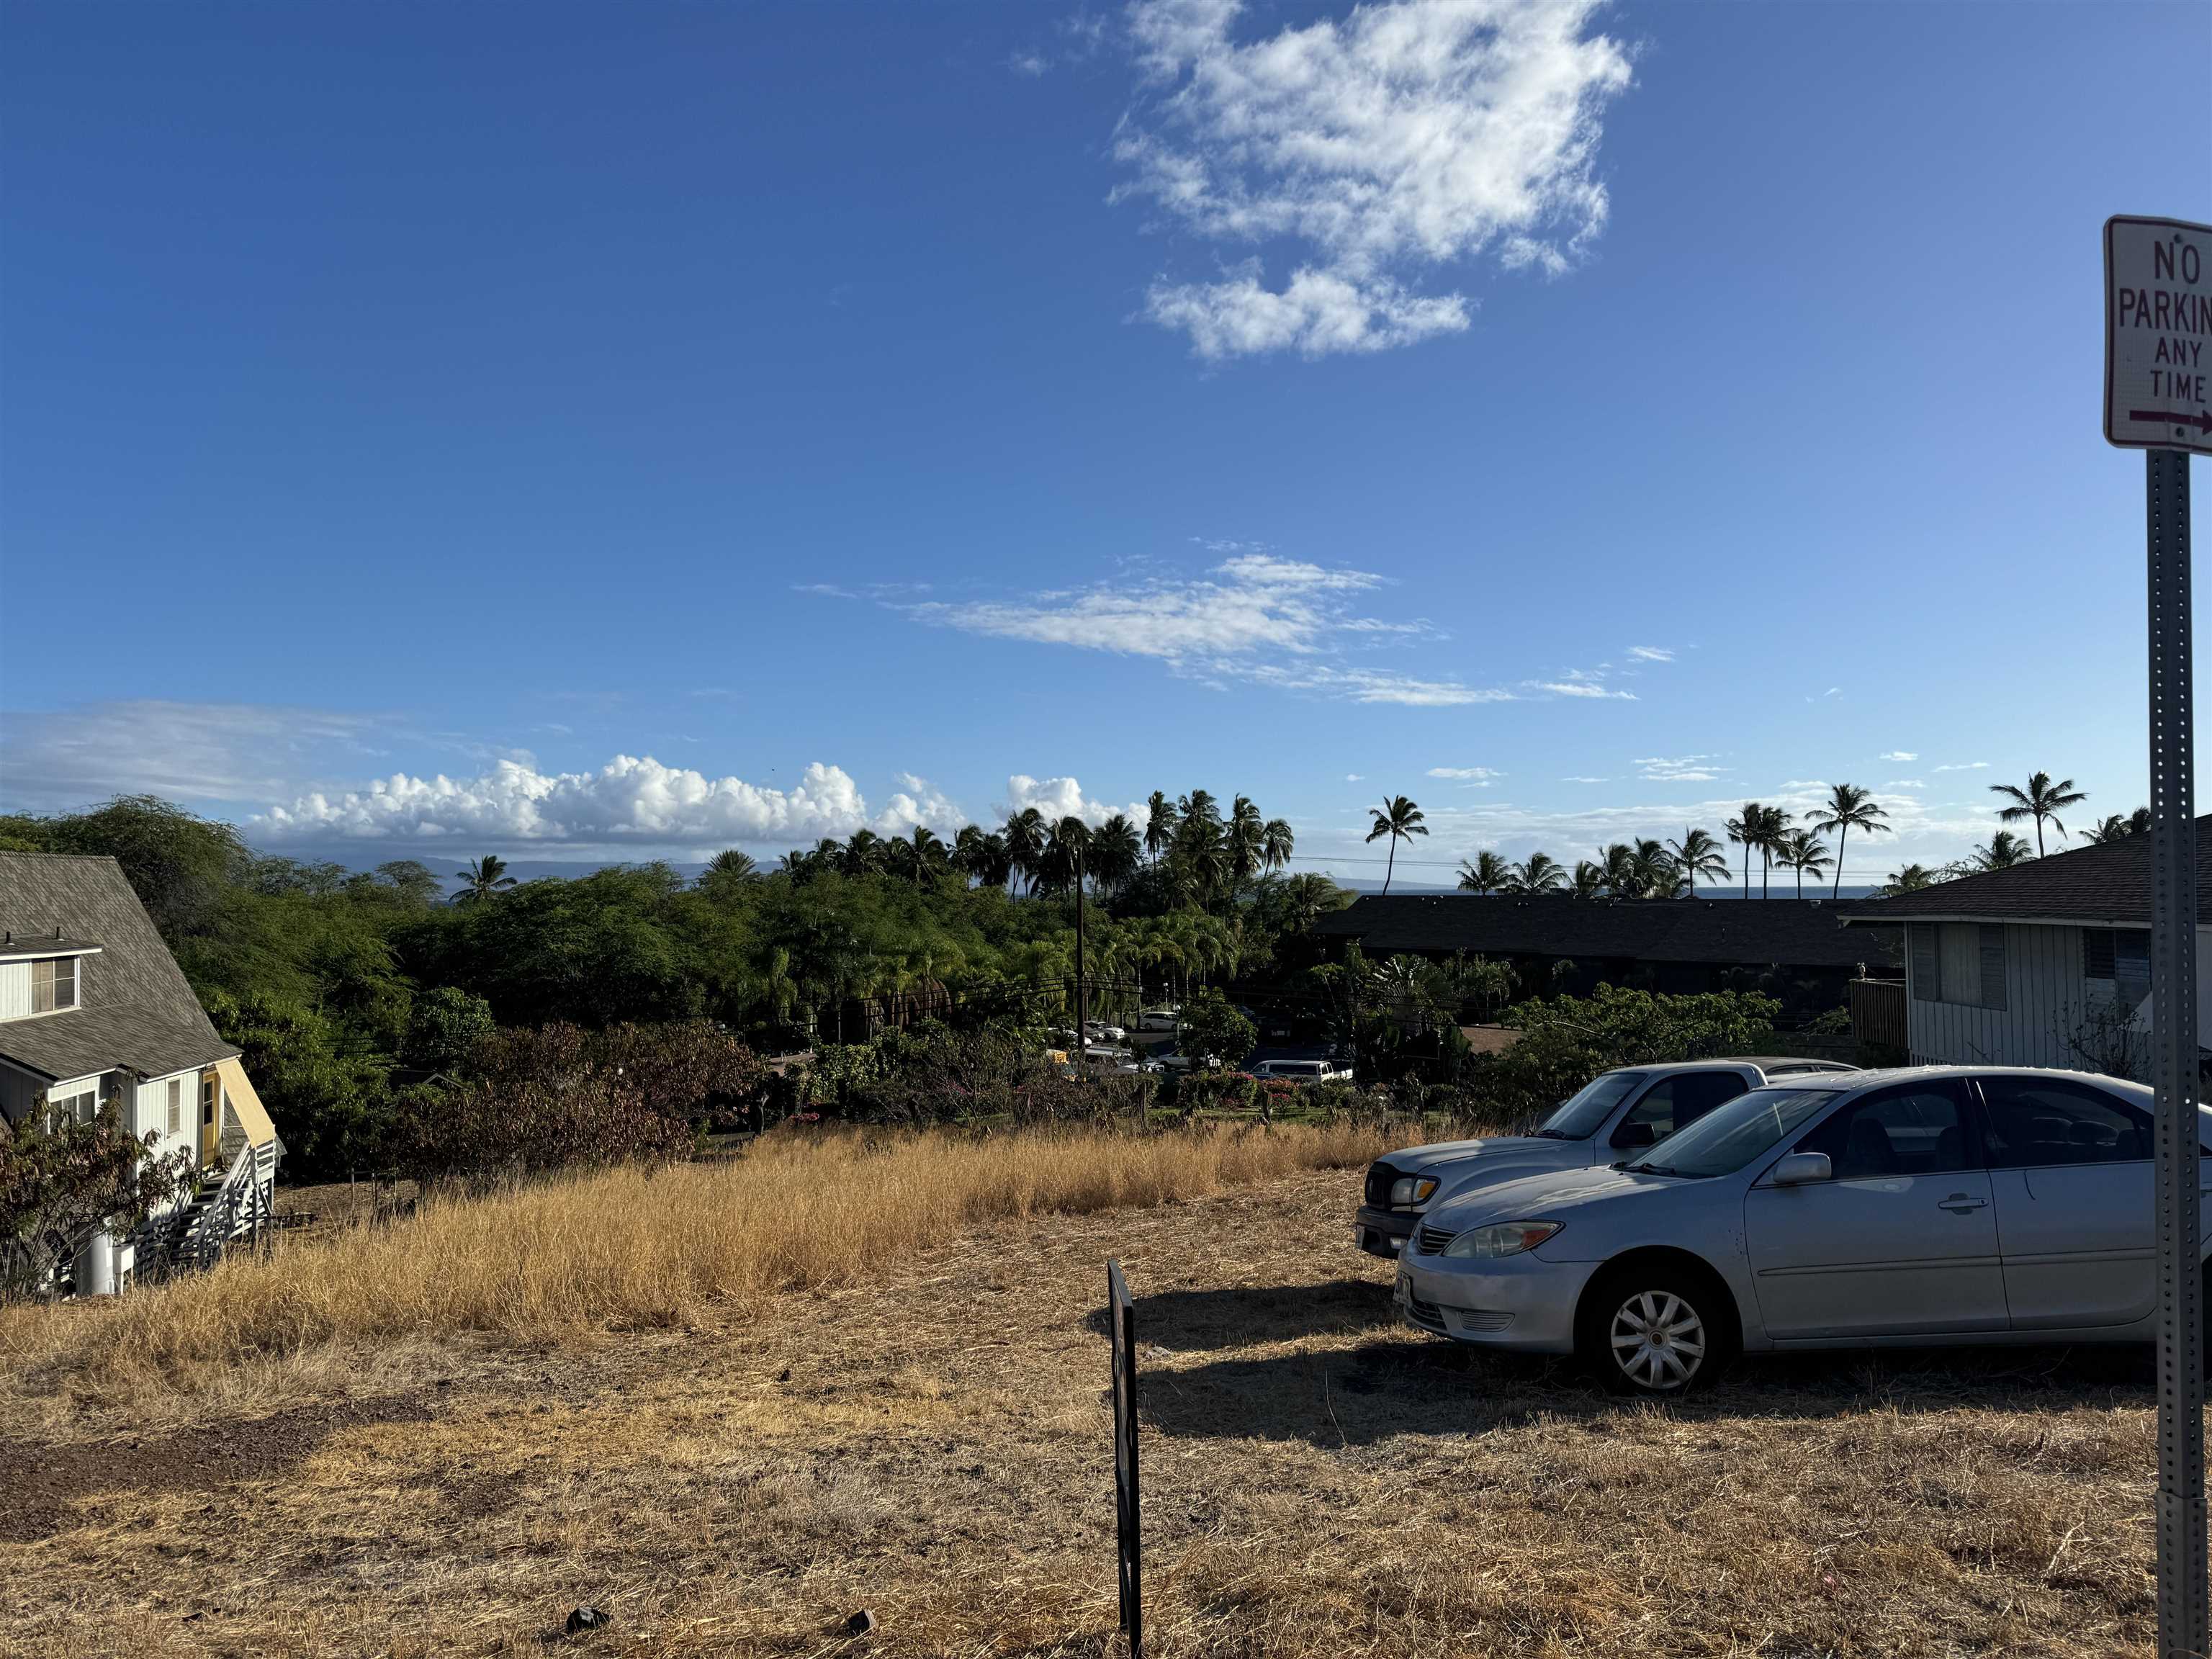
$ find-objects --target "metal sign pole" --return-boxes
[2149,444,2206,1659]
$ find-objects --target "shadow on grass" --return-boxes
[1083,1280,1395,1352]
[1099,1282,2159,1448]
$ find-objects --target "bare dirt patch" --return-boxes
[0,1166,2170,1658]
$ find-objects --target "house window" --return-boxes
[2085,928,2152,1004]
[1910,922,2007,1010]
[30,957,79,1014]
[166,1077,182,1135]
[45,1086,97,1133]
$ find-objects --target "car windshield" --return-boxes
[1537,1071,1648,1139]
[1627,1087,1844,1178]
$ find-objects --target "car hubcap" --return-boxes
[1610,1290,1706,1389]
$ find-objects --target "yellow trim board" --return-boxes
[214,1056,279,1148]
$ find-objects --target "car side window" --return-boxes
[1795,1081,1976,1179]
[1611,1071,1748,1148]
[1979,1076,2152,1168]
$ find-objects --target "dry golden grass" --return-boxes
[0,1159,2172,1658]
[0,1120,1387,1398]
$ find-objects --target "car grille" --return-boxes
[1455,1308,1513,1334]
[1415,1223,1456,1255]
[1405,1293,1447,1334]
[1365,1162,1403,1208]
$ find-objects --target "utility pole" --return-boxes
[2105,214,2212,1659]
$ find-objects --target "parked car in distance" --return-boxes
[1354,1057,1857,1259]
[1159,1049,1224,1073]
[1084,1022,1127,1043]
[1251,1058,1353,1085]
[1137,1007,1181,1032]
[1395,1065,2208,1396]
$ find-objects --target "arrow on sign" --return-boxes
[2129,408,2212,435]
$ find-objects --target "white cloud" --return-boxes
[1535,680,1635,701]
[910,552,1517,707]
[1,699,389,812]
[1249,663,1516,706]
[1627,645,1673,662]
[912,552,1380,661]
[874,773,966,837]
[1933,761,1990,772]
[252,755,910,848]
[1560,775,1609,783]
[999,775,1147,827]
[1116,0,1633,357]
[1879,750,1917,763]
[1886,778,1926,789]
[1634,755,1727,783]
[1009,49,1051,76]
[1426,766,1502,783]
[1344,773,1364,782]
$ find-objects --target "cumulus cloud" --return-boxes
[1115,0,1633,357]
[251,755,946,848]
[1879,750,1917,763]
[999,775,1147,827]
[1426,765,1502,783]
[875,773,966,837]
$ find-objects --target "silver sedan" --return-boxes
[1395,1066,2212,1395]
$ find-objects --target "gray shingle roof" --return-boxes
[1838,819,2212,927]
[0,854,237,1084]
[1311,894,1896,970]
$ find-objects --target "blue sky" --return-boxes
[3,1,2206,886]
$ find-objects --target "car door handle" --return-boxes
[1938,1193,1988,1213]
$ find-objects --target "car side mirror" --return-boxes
[1613,1120,1657,1149]
[1771,1151,1833,1187]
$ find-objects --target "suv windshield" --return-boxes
[1537,1071,1648,1140]
[1628,1087,1844,1178]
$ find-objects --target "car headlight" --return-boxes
[1442,1220,1562,1259]
[1389,1176,1439,1208]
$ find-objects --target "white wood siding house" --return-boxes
[1843,826,2205,1084]
[0,853,281,1295]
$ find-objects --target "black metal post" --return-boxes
[2149,444,2206,1659]
[1075,846,1088,1082]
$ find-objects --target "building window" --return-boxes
[45,1086,97,1133]
[166,1077,182,1135]
[2085,927,2152,1004]
[1910,922,2007,1010]
[30,957,79,1014]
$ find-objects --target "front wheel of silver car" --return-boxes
[1578,1265,1734,1397]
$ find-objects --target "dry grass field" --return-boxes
[0,1131,2176,1658]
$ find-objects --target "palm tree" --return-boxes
[1808,783,1891,899]
[1599,842,1642,899]
[698,848,760,899]
[896,825,947,886]
[1226,796,1266,894]
[1364,795,1428,894]
[1776,829,1833,897]
[1990,770,2087,857]
[1261,816,1295,876]
[1965,830,2036,872]
[1457,850,1511,894]
[2083,807,2152,845]
[1569,860,1607,900]
[840,828,888,878]
[1724,806,1758,900]
[1509,851,1565,894]
[1002,807,1048,894]
[1754,805,1794,897]
[1143,791,1178,862]
[454,854,518,904]
[1881,863,1941,894]
[1666,827,1728,896]
[1036,816,1091,896]
[1090,814,1143,891]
